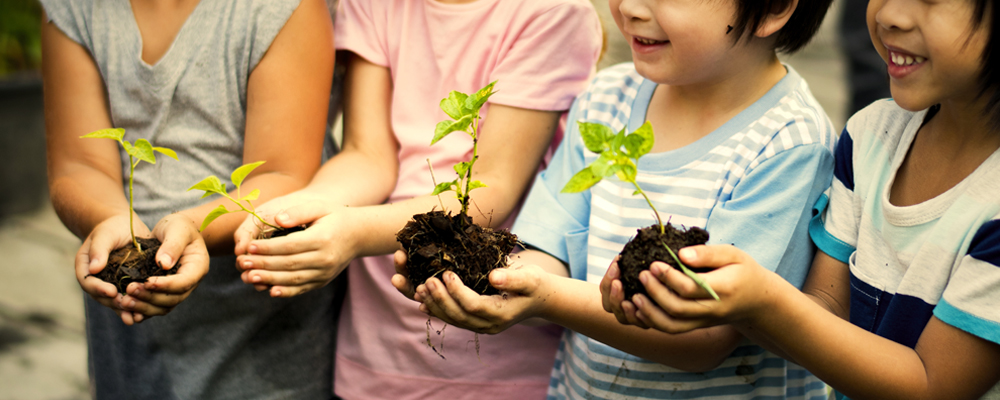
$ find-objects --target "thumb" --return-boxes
[489,267,538,294]
[275,200,333,228]
[677,244,743,269]
[154,217,196,271]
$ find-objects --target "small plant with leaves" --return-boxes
[561,121,719,301]
[186,161,299,237]
[80,128,180,293]
[397,80,517,297]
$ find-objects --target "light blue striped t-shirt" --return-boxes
[513,63,836,400]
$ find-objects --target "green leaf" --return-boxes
[153,147,178,161]
[465,81,497,114]
[432,181,456,196]
[431,115,474,145]
[231,161,265,189]
[577,122,613,153]
[631,121,654,158]
[131,139,156,164]
[590,152,621,178]
[632,189,642,196]
[122,140,134,157]
[468,180,487,190]
[615,163,637,182]
[188,175,227,195]
[80,128,125,142]
[200,204,232,232]
[453,161,471,177]
[240,188,260,202]
[440,91,470,120]
[561,167,603,193]
[610,127,627,155]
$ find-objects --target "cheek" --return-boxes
[866,0,888,61]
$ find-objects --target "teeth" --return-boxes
[636,37,661,45]
[891,52,925,66]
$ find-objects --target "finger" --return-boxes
[488,267,538,294]
[119,311,136,326]
[238,250,325,272]
[619,299,650,329]
[632,293,707,334]
[600,261,621,312]
[243,235,322,258]
[86,231,122,275]
[144,251,208,294]
[127,283,189,309]
[244,266,326,289]
[275,200,332,228]
[76,242,118,299]
[607,280,630,324]
[234,215,262,256]
[641,270,718,320]
[393,250,409,276]
[391,273,416,300]
[649,263,708,300]
[677,244,743,269]
[154,220,195,271]
[424,277,492,329]
[119,294,172,317]
[442,271,498,316]
[268,282,323,298]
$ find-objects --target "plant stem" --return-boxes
[224,193,280,230]
[661,242,720,301]
[128,155,142,252]
[427,159,446,211]
[460,115,480,216]
[631,182,664,234]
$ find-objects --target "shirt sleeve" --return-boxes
[935,217,1000,345]
[512,96,593,278]
[811,124,863,264]
[487,2,602,111]
[334,0,388,66]
[705,141,834,289]
[38,0,92,49]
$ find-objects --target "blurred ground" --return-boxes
[0,1,848,398]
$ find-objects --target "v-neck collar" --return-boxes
[118,0,214,89]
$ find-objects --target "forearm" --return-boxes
[300,147,398,207]
[48,164,133,239]
[540,276,742,372]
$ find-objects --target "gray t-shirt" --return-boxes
[41,1,334,398]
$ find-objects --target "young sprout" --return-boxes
[429,81,497,217]
[561,121,719,301]
[186,161,279,232]
[81,128,178,253]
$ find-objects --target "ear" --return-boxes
[754,0,798,38]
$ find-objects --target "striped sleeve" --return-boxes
[936,218,1000,345]
[811,127,860,264]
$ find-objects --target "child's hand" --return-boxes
[233,190,330,255]
[235,195,356,298]
[630,245,781,334]
[412,264,553,334]
[75,214,151,325]
[118,214,210,323]
[599,257,650,329]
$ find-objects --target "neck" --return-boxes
[929,93,1000,153]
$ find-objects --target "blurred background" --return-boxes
[0,1,863,398]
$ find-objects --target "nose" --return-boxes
[872,0,914,32]
[617,0,651,23]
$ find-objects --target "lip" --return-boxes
[630,35,669,54]
[883,45,926,80]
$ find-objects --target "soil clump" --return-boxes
[89,237,179,294]
[618,223,709,299]
[397,210,517,295]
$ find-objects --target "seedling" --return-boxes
[187,161,279,233]
[561,121,719,301]
[81,128,178,253]
[429,80,496,217]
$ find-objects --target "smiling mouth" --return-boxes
[634,36,667,45]
[889,51,926,66]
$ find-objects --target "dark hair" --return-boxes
[730,0,834,54]
[973,0,1000,129]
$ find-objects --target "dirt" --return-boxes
[266,225,306,239]
[396,210,517,296]
[89,237,178,294]
[618,223,709,299]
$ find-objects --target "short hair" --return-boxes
[973,0,1000,129]
[730,0,834,54]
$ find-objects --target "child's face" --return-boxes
[608,0,742,85]
[868,0,988,112]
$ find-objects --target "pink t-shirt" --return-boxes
[333,0,602,398]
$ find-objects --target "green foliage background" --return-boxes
[0,0,42,76]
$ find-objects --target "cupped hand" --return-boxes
[75,214,151,326]
[599,257,650,329]
[116,213,210,323]
[236,198,355,298]
[391,249,416,300]
[412,263,553,334]
[233,190,333,256]
[630,244,781,334]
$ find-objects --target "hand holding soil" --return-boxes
[76,213,152,325]
[394,250,554,335]
[236,196,357,298]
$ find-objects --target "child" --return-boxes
[41,0,335,397]
[396,0,837,398]
[231,0,603,398]
[622,0,1000,398]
